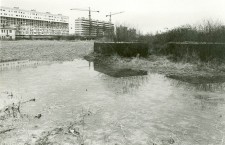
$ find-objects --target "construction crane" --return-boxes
[105,11,124,40]
[70,7,100,36]
[106,11,124,23]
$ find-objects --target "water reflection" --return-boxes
[93,60,148,94]
[167,74,225,84]
[168,74,225,112]
[0,60,51,71]
[101,75,149,95]
[195,83,225,92]
[192,93,225,111]
[168,75,225,92]
[93,60,147,78]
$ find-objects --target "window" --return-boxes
[9,30,12,33]
[1,30,3,33]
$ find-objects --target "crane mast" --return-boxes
[106,11,124,36]
[106,11,124,23]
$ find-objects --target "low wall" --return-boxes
[165,42,225,61]
[94,42,148,57]
[16,35,63,40]
[16,35,100,40]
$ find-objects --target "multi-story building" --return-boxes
[0,26,16,40]
[74,17,114,37]
[0,6,69,36]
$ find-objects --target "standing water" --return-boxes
[0,59,224,145]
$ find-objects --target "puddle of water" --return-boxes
[0,60,51,71]
[0,59,224,145]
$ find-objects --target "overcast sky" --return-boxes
[1,0,225,34]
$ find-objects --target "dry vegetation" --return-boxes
[85,52,225,82]
[0,40,94,62]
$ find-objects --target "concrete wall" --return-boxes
[94,42,148,57]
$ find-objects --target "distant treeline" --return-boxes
[114,25,138,42]
[116,20,225,43]
[138,20,225,49]
[114,20,225,61]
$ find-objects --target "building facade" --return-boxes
[0,26,16,40]
[0,6,69,36]
[74,17,114,37]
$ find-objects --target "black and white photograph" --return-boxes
[0,0,225,144]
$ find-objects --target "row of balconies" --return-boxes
[17,29,69,32]
[0,16,69,24]
[17,26,68,29]
[16,30,69,35]
[0,23,68,29]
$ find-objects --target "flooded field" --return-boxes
[0,59,225,145]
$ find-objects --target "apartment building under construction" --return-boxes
[0,6,69,38]
[74,17,114,37]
